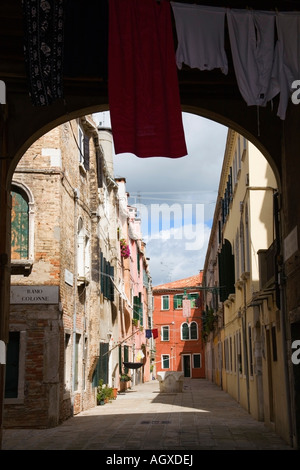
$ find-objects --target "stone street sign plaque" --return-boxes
[10,285,59,304]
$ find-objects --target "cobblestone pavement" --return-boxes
[2,379,294,453]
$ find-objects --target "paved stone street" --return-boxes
[2,378,294,453]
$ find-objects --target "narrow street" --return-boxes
[2,378,293,452]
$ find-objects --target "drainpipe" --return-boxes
[72,188,79,405]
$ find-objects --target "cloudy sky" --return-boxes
[94,111,228,287]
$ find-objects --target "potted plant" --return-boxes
[120,238,130,259]
[103,385,114,403]
[97,380,106,405]
[120,373,131,382]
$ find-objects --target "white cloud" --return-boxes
[144,223,212,286]
[93,111,227,285]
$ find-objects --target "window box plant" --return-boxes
[120,238,130,259]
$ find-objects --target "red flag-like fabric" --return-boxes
[108,0,187,159]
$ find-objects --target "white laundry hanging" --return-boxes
[171,2,228,74]
[227,9,280,108]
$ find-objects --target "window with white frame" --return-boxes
[161,354,170,369]
[181,321,198,340]
[78,124,90,171]
[193,353,201,369]
[161,295,169,310]
[161,325,170,341]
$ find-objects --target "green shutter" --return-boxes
[119,345,122,374]
[11,191,29,260]
[92,342,109,387]
[162,295,169,310]
[124,345,129,373]
[174,294,183,309]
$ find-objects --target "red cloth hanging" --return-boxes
[108,0,187,159]
[152,328,159,339]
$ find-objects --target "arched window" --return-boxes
[181,322,189,340]
[11,189,29,259]
[181,322,198,341]
[190,321,198,340]
[11,182,34,272]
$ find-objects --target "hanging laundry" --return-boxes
[182,299,191,318]
[227,9,280,108]
[171,2,228,74]
[22,0,64,106]
[136,350,145,361]
[273,12,300,120]
[152,328,159,339]
[145,329,152,339]
[108,0,187,159]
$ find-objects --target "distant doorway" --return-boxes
[182,354,191,377]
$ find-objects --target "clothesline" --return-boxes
[22,0,300,159]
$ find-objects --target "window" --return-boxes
[162,355,170,369]
[5,332,20,398]
[193,354,201,368]
[235,229,240,281]
[100,251,114,301]
[64,333,72,392]
[133,294,143,325]
[173,294,183,309]
[181,322,189,340]
[224,337,229,372]
[237,330,242,375]
[11,182,35,272]
[189,293,199,308]
[11,189,29,259]
[248,324,254,375]
[161,295,169,310]
[161,326,170,341]
[190,321,198,339]
[181,322,198,340]
[78,124,90,171]
[74,334,81,391]
[77,218,90,283]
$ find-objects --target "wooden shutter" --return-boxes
[83,134,90,171]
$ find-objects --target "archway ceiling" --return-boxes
[1,0,300,173]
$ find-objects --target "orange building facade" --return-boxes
[152,274,205,379]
